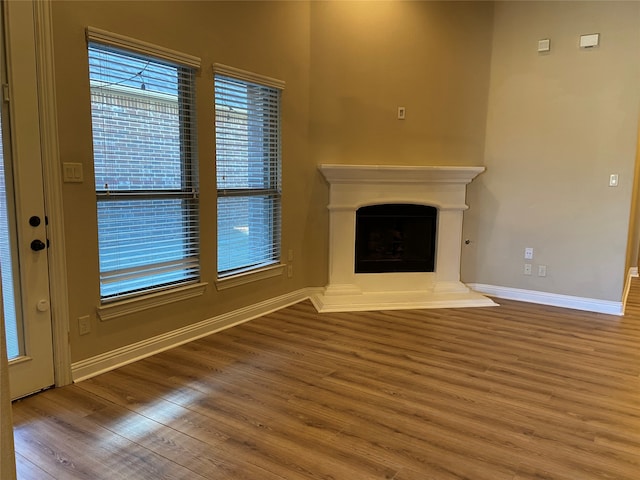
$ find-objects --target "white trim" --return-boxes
[73,287,322,382]
[213,63,285,90]
[34,0,72,387]
[310,289,497,313]
[86,26,201,69]
[97,282,208,322]
[469,283,623,316]
[215,263,285,291]
[622,267,638,314]
[318,164,485,312]
[319,164,485,185]
[327,203,468,212]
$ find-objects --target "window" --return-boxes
[214,65,284,277]
[88,33,200,301]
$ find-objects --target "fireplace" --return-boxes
[355,204,436,274]
[310,164,496,313]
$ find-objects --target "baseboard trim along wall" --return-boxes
[622,267,639,314]
[73,282,625,381]
[71,287,324,383]
[469,283,623,316]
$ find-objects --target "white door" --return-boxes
[1,0,55,399]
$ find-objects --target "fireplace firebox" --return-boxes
[355,204,436,273]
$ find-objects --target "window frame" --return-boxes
[86,28,206,315]
[213,64,285,282]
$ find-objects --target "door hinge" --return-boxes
[2,84,9,102]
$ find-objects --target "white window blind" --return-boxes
[88,41,199,301]
[214,68,283,276]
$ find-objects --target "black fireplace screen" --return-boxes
[355,204,437,273]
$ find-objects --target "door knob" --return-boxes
[30,239,46,251]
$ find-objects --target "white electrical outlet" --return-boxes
[524,247,534,260]
[537,39,551,52]
[78,315,91,335]
[579,33,599,49]
[397,106,406,120]
[538,265,547,277]
[524,264,532,275]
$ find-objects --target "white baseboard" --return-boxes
[72,281,624,382]
[72,287,323,382]
[468,283,623,316]
[622,267,638,314]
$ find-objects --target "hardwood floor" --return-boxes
[12,285,640,479]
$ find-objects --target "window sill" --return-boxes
[97,282,208,322]
[215,263,285,291]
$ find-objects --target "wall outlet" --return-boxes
[538,265,547,277]
[579,33,599,49]
[537,38,551,52]
[78,315,91,335]
[524,247,534,260]
[524,264,532,275]
[287,264,293,278]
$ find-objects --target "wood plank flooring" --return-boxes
[12,285,640,479]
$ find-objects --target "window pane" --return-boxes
[215,77,280,191]
[91,97,182,191]
[97,198,198,298]
[0,114,20,359]
[215,72,282,277]
[89,46,184,192]
[89,42,199,300]
[217,194,280,274]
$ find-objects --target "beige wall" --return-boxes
[53,1,314,362]
[462,1,640,301]
[50,0,640,365]
[310,1,494,167]
[52,0,496,364]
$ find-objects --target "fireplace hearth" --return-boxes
[310,164,496,313]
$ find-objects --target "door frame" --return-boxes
[31,0,71,387]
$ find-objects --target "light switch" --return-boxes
[609,174,619,187]
[63,162,83,183]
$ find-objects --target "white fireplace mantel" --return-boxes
[310,164,496,313]
[318,164,486,185]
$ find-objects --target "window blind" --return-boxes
[214,71,282,276]
[89,42,199,300]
